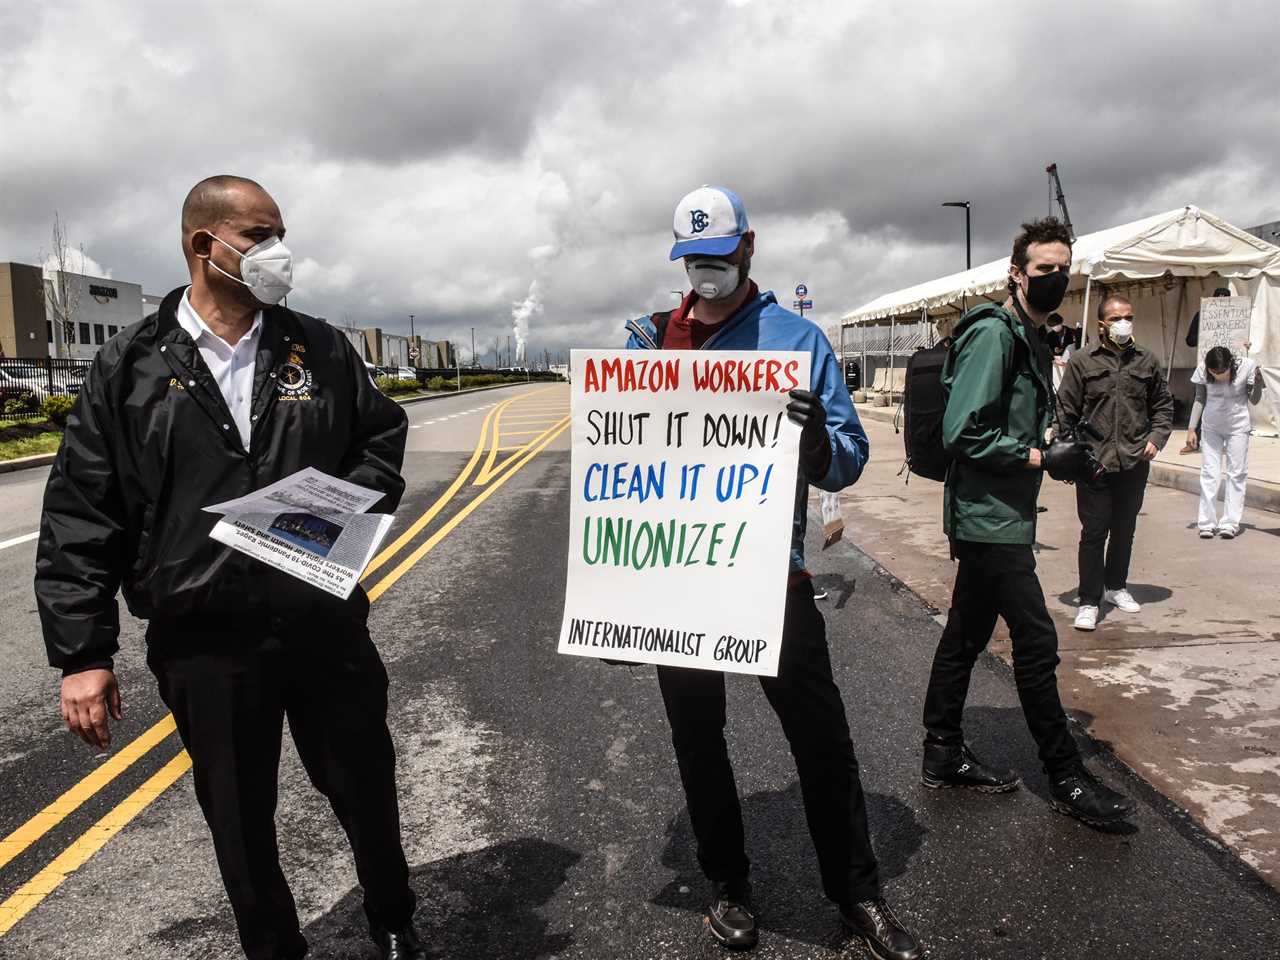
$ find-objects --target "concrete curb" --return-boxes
[0,452,56,474]
[394,381,554,406]
[855,403,1280,515]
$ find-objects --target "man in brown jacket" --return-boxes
[1058,293,1174,630]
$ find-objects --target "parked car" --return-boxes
[392,367,417,381]
[0,365,53,410]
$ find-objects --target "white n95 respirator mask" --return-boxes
[205,232,294,306]
[1107,319,1134,345]
[685,257,741,300]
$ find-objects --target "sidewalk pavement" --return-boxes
[1152,429,1280,514]
[822,405,1280,888]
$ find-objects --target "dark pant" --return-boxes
[655,580,880,906]
[1076,461,1150,606]
[922,540,1079,779]
[147,613,414,960]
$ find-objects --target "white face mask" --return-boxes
[205,232,294,305]
[685,257,741,300]
[1107,319,1134,344]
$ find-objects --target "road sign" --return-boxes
[793,299,813,310]
[795,283,808,297]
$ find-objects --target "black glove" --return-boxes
[1041,438,1091,482]
[787,388,832,481]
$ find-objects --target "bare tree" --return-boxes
[39,212,84,359]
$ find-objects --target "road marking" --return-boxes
[366,416,570,602]
[0,715,179,871]
[361,401,504,579]
[0,749,192,936]
[0,532,38,551]
[365,386,558,579]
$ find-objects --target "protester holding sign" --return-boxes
[1186,344,1264,538]
[595,186,921,959]
[34,176,424,960]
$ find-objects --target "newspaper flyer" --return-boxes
[202,467,394,599]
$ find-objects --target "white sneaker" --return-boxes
[1219,526,1238,540]
[1074,605,1099,631]
[1199,528,1216,539]
[1104,588,1141,613]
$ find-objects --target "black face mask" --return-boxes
[1023,269,1070,312]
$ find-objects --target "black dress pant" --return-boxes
[147,610,414,960]
[922,540,1080,779]
[1076,461,1150,606]
[655,580,880,906]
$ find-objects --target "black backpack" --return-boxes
[899,343,951,482]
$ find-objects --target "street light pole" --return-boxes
[471,327,476,368]
[942,201,971,270]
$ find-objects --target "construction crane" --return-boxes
[1045,163,1075,240]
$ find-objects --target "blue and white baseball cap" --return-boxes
[670,185,750,261]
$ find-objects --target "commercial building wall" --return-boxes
[0,262,49,359]
[44,271,144,359]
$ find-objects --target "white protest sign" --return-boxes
[1198,296,1251,361]
[558,348,810,677]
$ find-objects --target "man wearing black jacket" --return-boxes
[35,176,424,960]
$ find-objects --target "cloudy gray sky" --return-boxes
[2,0,1278,362]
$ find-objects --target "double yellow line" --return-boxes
[0,386,570,937]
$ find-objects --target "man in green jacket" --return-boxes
[920,217,1136,827]
[1058,293,1174,631]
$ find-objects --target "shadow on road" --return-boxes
[651,782,925,949]
[300,836,580,959]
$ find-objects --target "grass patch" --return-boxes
[0,415,50,430]
[0,430,62,461]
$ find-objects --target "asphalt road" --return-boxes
[1,382,1278,959]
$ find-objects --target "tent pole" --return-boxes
[1080,275,1093,345]
[889,315,896,397]
[1167,279,1186,381]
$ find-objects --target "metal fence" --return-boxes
[837,319,936,395]
[0,358,92,421]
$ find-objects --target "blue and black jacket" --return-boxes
[624,288,868,574]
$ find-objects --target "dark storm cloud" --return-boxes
[2,0,1279,355]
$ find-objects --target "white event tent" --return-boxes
[841,206,1280,433]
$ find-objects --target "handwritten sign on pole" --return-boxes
[558,348,810,677]
[1198,296,1252,361]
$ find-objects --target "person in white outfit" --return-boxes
[1186,345,1265,539]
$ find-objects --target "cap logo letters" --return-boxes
[689,209,710,234]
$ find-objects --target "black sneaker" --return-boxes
[840,898,923,960]
[921,741,1020,793]
[371,922,427,960]
[706,879,757,950]
[1050,766,1136,826]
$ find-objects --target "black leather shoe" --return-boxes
[1050,765,1135,826]
[921,741,1020,793]
[706,879,757,950]
[840,898,923,960]
[371,922,427,960]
